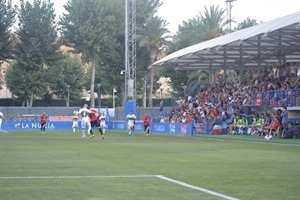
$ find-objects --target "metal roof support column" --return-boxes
[208,61,213,84]
[257,35,261,67]
[208,69,213,84]
[276,30,283,72]
[223,68,227,82]
[239,67,243,84]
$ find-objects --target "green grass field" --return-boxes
[0,130,299,200]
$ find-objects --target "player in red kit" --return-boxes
[88,110,104,139]
[40,112,47,134]
[143,112,151,136]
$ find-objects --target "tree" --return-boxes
[199,5,226,41]
[0,0,16,62]
[7,0,61,106]
[60,0,121,108]
[46,54,84,106]
[163,17,205,93]
[163,5,227,94]
[0,0,16,89]
[186,70,209,95]
[138,16,170,107]
[236,18,259,30]
[171,18,203,51]
[5,61,36,105]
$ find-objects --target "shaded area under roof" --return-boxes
[152,12,300,70]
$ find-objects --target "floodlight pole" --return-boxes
[225,0,236,34]
[125,0,136,102]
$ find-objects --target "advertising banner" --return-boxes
[3,121,193,136]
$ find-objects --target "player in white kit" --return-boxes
[72,110,79,133]
[0,111,5,130]
[100,112,107,134]
[126,111,136,136]
[78,104,92,138]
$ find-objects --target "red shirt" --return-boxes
[210,109,219,117]
[270,120,280,130]
[89,110,99,122]
[185,114,193,123]
[143,115,151,126]
[40,115,47,123]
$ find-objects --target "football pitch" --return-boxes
[0,130,299,200]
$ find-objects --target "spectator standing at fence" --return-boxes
[281,106,288,137]
[72,110,79,133]
[0,110,5,130]
[159,100,164,114]
[40,112,47,134]
[78,104,92,138]
[143,112,151,136]
[126,111,136,136]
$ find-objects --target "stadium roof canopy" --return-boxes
[151,12,300,70]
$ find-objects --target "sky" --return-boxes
[157,0,300,34]
[12,0,300,34]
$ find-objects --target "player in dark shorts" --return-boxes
[40,112,47,134]
[89,110,104,139]
[143,112,151,136]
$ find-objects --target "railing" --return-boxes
[251,89,300,107]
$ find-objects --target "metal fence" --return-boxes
[0,106,164,122]
[252,89,300,107]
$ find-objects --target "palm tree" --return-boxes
[184,6,227,92]
[138,16,170,107]
[186,70,209,94]
[198,5,226,41]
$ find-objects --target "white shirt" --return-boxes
[126,114,136,126]
[0,112,3,120]
[73,115,79,121]
[100,114,106,122]
[78,108,91,122]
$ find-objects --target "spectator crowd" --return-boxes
[160,62,300,138]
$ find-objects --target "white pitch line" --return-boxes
[156,175,239,200]
[0,130,9,133]
[1,174,239,199]
[0,175,156,179]
[201,137,300,147]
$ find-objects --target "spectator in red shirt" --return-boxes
[185,113,193,123]
[210,107,219,117]
[143,112,151,136]
[263,114,280,140]
[40,112,47,134]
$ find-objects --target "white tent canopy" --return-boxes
[152,12,300,70]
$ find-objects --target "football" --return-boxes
[73,110,79,115]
